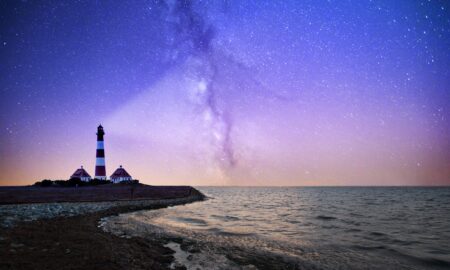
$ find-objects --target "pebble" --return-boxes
[10,243,24,248]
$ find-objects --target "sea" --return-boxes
[101,187,450,270]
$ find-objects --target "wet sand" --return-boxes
[0,186,205,270]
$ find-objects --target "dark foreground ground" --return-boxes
[0,184,194,204]
[0,185,205,270]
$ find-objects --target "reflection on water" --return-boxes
[105,187,450,269]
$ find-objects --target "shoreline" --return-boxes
[0,187,205,270]
[100,200,308,270]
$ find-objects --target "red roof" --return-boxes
[71,167,91,178]
[110,166,132,179]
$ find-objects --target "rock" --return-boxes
[187,254,193,261]
[188,246,201,253]
[173,264,187,270]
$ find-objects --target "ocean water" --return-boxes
[103,187,450,269]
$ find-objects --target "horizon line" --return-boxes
[1,184,449,188]
[192,185,450,187]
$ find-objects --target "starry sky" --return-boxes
[1,0,449,186]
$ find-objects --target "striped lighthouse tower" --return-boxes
[95,125,107,180]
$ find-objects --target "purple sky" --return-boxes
[1,0,449,186]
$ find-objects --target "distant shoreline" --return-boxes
[0,184,200,205]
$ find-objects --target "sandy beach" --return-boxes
[0,185,205,270]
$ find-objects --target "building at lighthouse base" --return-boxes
[70,166,92,182]
[110,165,133,183]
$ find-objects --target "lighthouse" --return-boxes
[95,125,107,180]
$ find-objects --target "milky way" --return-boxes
[164,0,237,171]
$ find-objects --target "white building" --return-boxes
[70,166,92,182]
[110,165,132,183]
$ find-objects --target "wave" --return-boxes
[174,217,208,226]
[369,231,386,237]
[207,228,255,237]
[316,215,337,220]
[384,247,450,269]
[352,244,388,250]
[211,214,240,221]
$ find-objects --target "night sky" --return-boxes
[1,0,449,186]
